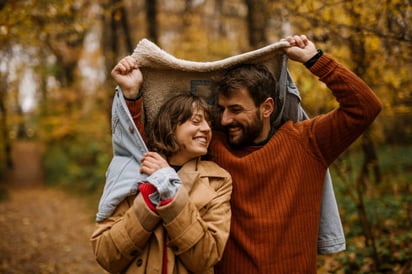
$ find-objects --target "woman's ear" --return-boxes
[260,97,275,118]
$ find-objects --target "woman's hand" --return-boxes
[111,56,143,99]
[140,152,169,176]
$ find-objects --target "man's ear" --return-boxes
[260,97,275,118]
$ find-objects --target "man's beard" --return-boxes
[225,114,263,148]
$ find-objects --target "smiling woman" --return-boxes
[91,59,233,274]
[148,94,213,166]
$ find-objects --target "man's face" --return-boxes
[217,87,264,147]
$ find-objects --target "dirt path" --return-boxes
[0,141,106,274]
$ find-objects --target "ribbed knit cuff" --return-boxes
[139,183,158,213]
[125,97,146,141]
[308,53,338,78]
[125,97,143,117]
[160,197,174,206]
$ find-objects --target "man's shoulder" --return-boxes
[274,120,312,139]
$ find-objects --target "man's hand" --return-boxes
[111,56,143,99]
[282,35,318,63]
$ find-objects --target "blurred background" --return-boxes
[0,0,411,273]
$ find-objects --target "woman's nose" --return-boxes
[200,120,211,131]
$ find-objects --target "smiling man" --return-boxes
[215,64,275,148]
[210,34,381,273]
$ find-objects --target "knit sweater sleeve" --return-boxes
[125,98,146,141]
[308,54,382,166]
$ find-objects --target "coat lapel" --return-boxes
[178,159,216,210]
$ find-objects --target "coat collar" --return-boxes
[177,158,217,210]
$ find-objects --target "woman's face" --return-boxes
[168,107,212,166]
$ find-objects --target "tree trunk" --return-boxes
[347,2,381,269]
[101,0,135,73]
[0,88,13,170]
[0,63,13,171]
[244,0,269,47]
[145,0,158,44]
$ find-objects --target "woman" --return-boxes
[91,58,232,274]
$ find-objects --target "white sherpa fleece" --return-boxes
[131,38,290,126]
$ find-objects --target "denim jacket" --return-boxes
[96,84,345,254]
[95,88,148,222]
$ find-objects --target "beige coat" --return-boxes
[91,159,232,274]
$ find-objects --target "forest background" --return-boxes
[0,0,411,273]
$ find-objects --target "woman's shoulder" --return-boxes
[197,160,231,179]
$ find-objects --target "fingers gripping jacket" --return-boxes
[146,167,182,205]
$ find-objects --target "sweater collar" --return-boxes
[253,125,276,146]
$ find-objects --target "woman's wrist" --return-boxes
[123,88,142,101]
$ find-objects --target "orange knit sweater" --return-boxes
[126,54,381,273]
[211,54,381,273]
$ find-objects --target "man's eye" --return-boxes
[230,108,243,114]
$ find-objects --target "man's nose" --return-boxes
[220,110,233,126]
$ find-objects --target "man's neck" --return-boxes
[253,125,276,146]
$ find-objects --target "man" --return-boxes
[209,35,381,273]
